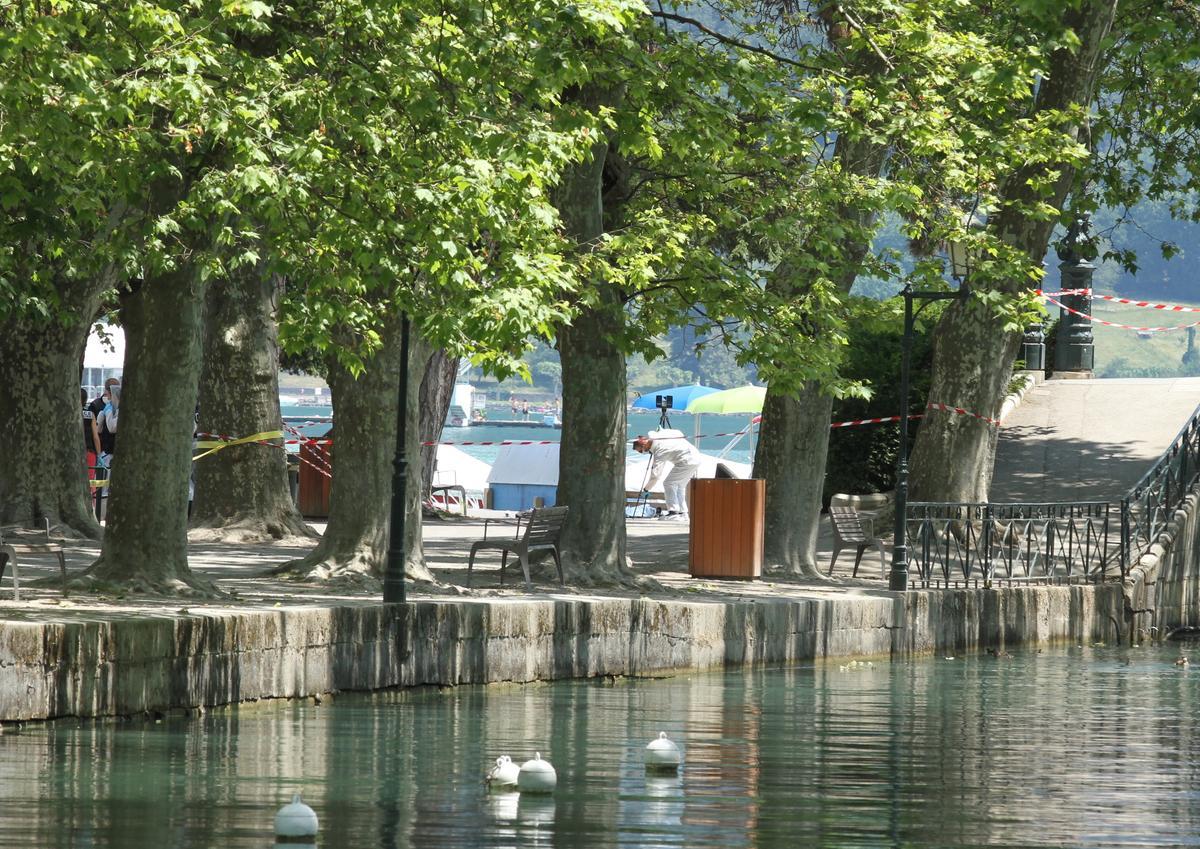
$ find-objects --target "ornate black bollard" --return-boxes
[1054,214,1095,374]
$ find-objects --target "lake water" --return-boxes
[283,406,758,466]
[3,642,1198,848]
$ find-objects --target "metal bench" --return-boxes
[0,520,68,600]
[828,505,887,579]
[467,506,568,590]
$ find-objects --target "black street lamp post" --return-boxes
[888,284,967,591]
[383,313,411,604]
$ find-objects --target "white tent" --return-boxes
[83,325,125,369]
[488,443,559,486]
[82,325,125,393]
[433,444,491,495]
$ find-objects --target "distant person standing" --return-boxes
[90,377,120,460]
[96,383,120,468]
[521,399,530,420]
[81,388,100,472]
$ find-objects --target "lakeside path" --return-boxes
[0,515,883,621]
[992,376,1200,502]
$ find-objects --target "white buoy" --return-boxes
[516,752,557,793]
[643,732,681,770]
[274,793,318,841]
[486,755,521,789]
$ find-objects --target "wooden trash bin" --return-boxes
[688,478,765,579]
[298,438,333,518]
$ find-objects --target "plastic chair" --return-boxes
[828,506,887,578]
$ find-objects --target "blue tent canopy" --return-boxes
[631,383,718,411]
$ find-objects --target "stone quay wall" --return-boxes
[1125,486,1200,637]
[0,582,1125,722]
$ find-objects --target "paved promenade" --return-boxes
[992,376,1200,502]
[1,375,1196,617]
[0,515,874,621]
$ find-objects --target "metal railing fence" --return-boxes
[907,501,1120,587]
[1123,405,1200,568]
[905,400,1200,588]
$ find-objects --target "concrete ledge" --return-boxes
[998,370,1044,423]
[0,583,1125,722]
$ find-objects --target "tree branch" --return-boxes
[648,10,840,78]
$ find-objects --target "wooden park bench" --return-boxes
[467,506,568,591]
[0,520,68,600]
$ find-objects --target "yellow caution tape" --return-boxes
[192,430,284,462]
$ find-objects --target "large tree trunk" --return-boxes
[909,0,1118,502]
[276,318,434,585]
[752,385,834,576]
[558,298,629,583]
[190,269,313,541]
[553,86,630,585]
[0,282,104,538]
[418,348,459,498]
[753,135,886,575]
[85,269,215,593]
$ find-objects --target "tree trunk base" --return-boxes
[70,559,224,598]
[188,512,318,545]
[272,547,435,588]
[762,560,829,580]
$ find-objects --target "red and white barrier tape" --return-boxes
[924,402,1001,426]
[830,414,909,428]
[1038,288,1200,315]
[1042,294,1200,332]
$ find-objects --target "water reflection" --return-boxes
[1,644,1199,847]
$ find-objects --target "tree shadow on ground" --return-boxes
[993,425,1164,503]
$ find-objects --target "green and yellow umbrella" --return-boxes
[684,385,766,414]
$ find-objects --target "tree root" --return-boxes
[47,570,228,600]
[188,514,318,545]
[763,561,838,582]
[272,547,436,589]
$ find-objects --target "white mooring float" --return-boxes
[486,755,521,789]
[274,793,318,842]
[643,732,681,770]
[516,752,557,793]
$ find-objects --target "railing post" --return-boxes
[982,503,993,583]
[1120,498,1130,578]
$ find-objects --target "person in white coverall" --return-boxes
[633,432,702,520]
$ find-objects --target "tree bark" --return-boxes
[275,318,434,584]
[553,85,630,584]
[909,0,1119,503]
[0,281,104,538]
[752,385,834,576]
[85,269,215,593]
[418,348,459,499]
[190,269,314,541]
[558,298,629,583]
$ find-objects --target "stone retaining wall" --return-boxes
[1125,488,1200,637]
[0,582,1124,722]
